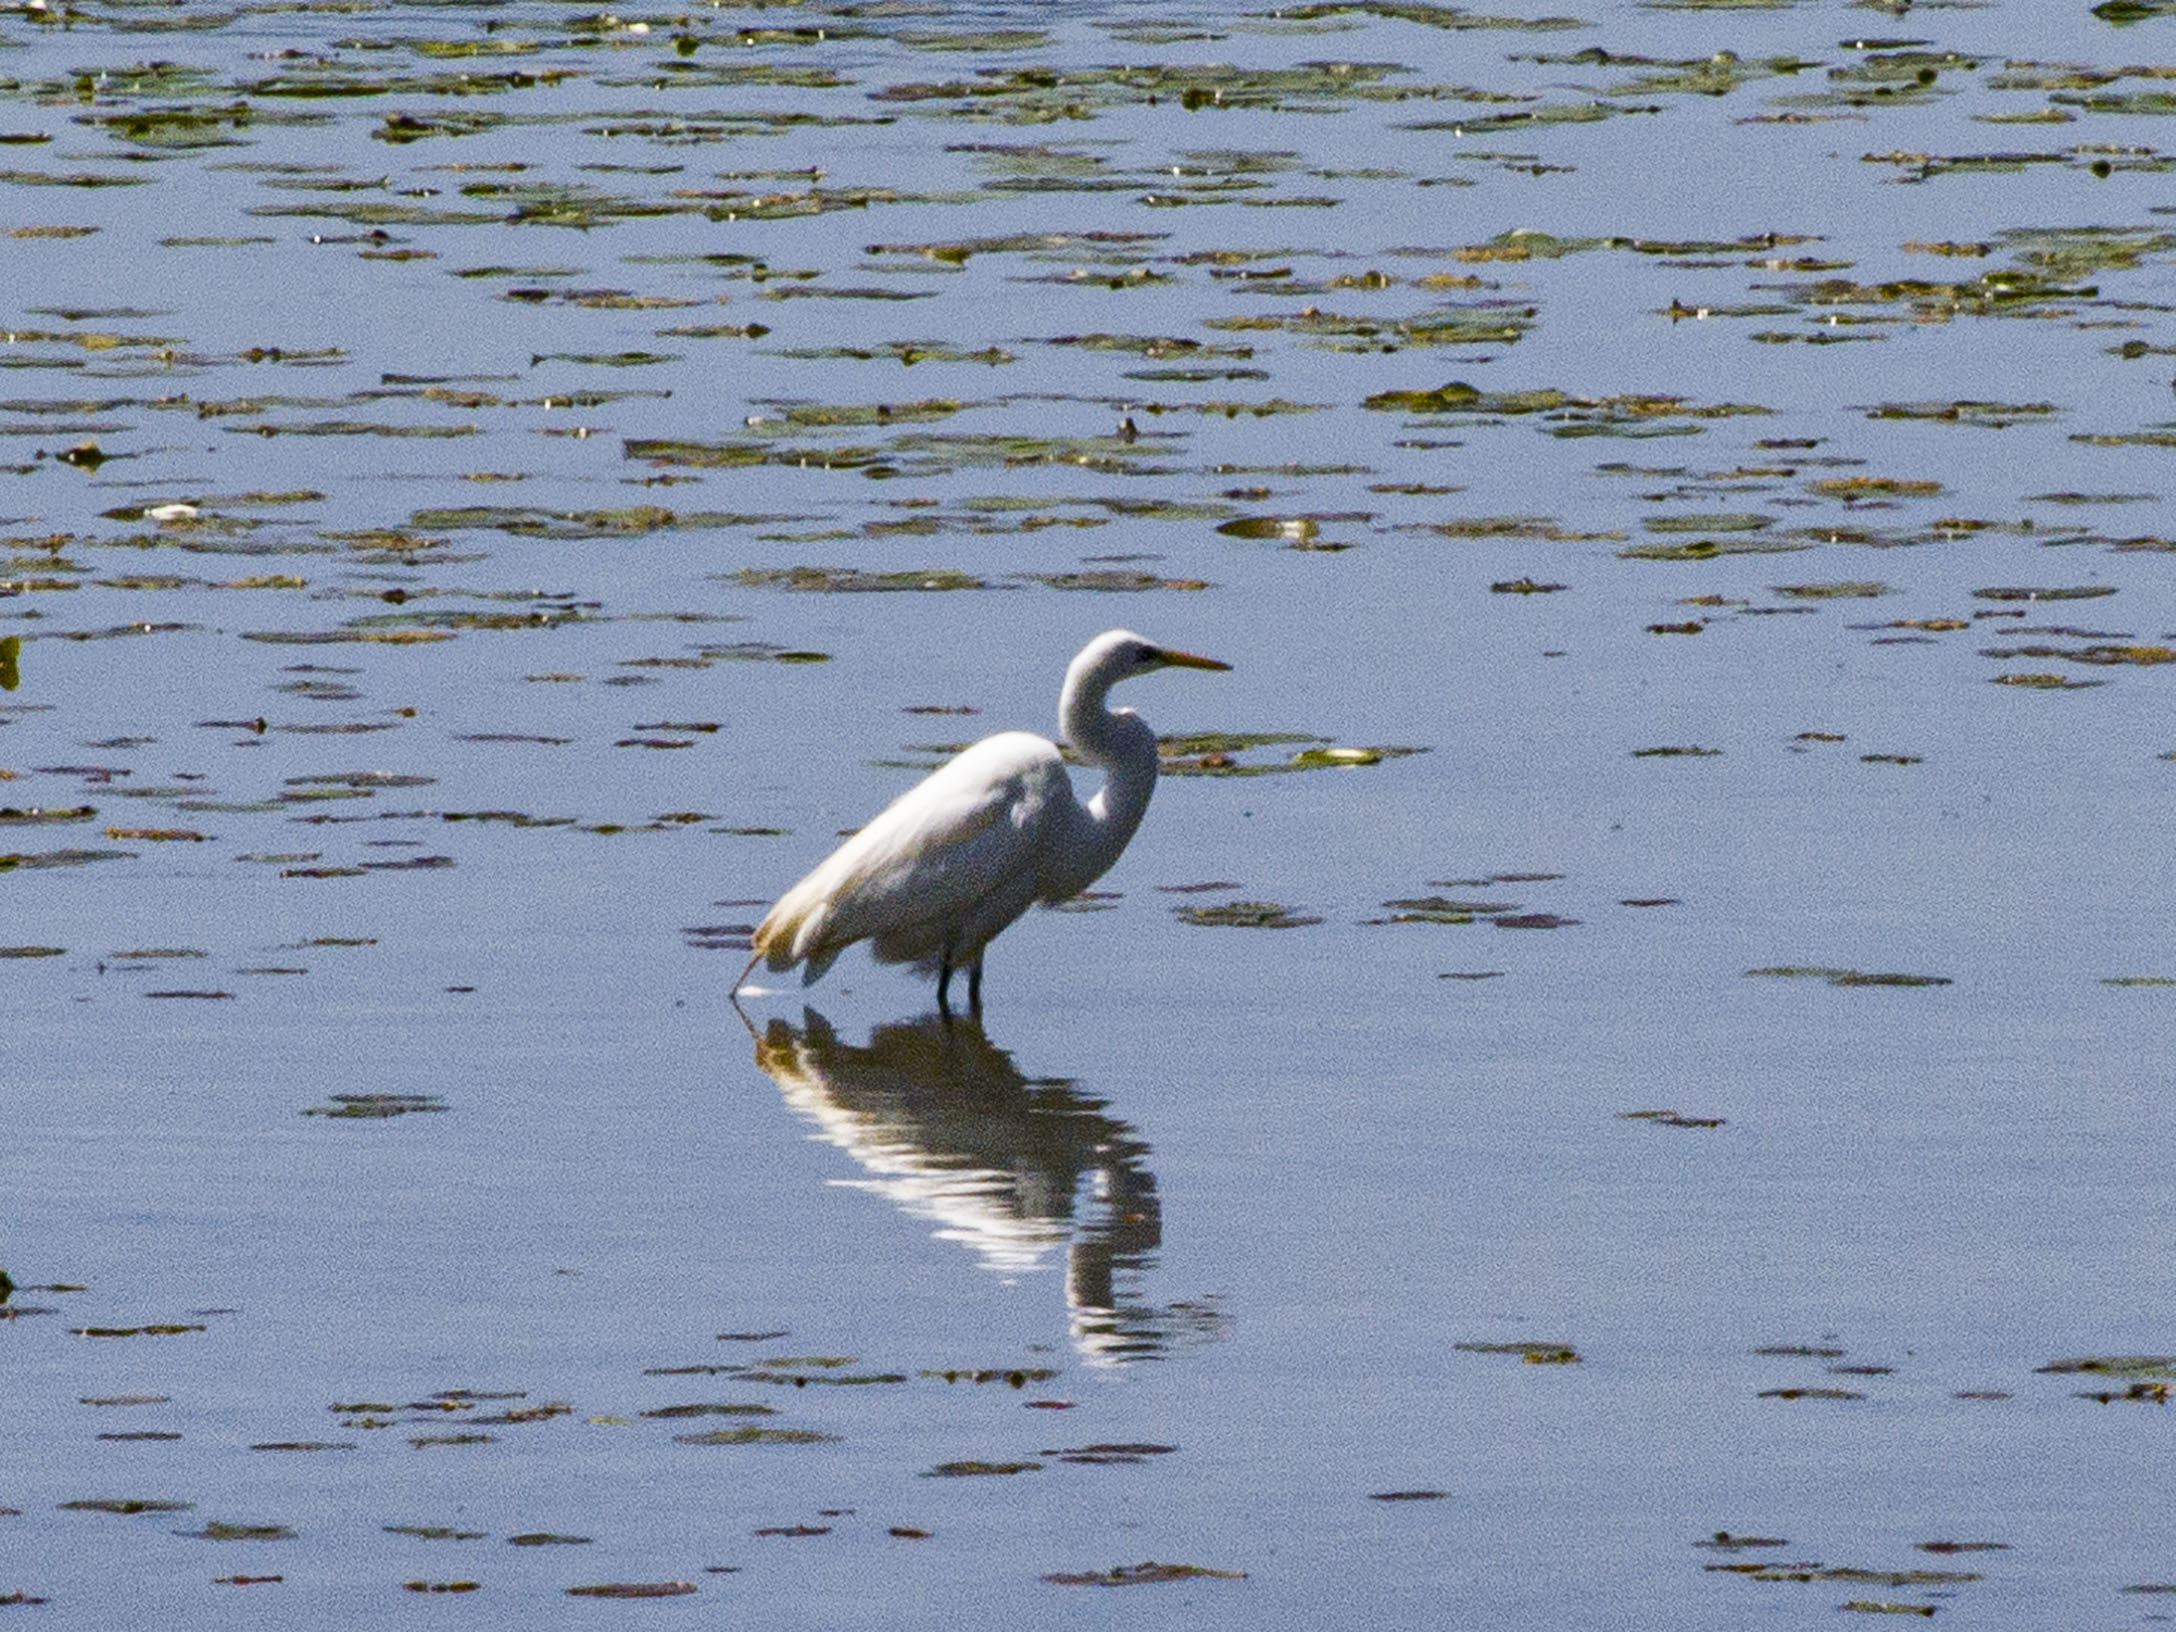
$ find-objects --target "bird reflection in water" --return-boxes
[747,1009,1169,1363]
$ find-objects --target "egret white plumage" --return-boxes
[733,629,1230,1017]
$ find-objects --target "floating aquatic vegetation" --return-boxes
[625,427,1176,478]
[2037,1354,2176,1375]
[1218,514,1334,545]
[1991,672,2102,689]
[60,1498,194,1515]
[1713,1563,1977,1588]
[184,1522,295,1541]
[303,1093,445,1119]
[1773,581,1890,598]
[1045,1442,1177,1464]
[1045,1561,1247,1586]
[1370,894,1522,923]
[1176,899,1321,928]
[675,1426,837,1445]
[1158,733,1422,775]
[1863,400,2058,428]
[0,805,96,826]
[1363,381,1766,429]
[1982,641,2174,665]
[1044,332,1252,359]
[0,168,152,190]
[872,59,1419,122]
[1646,511,1772,534]
[408,504,796,539]
[1841,1600,1936,1615]
[1019,570,1212,591]
[1588,51,1820,98]
[1972,584,2116,601]
[1756,1387,1865,1401]
[1204,301,1536,350]
[0,847,137,871]
[1269,1,1581,27]
[2078,1380,2175,1403]
[1747,967,1952,987]
[565,1582,697,1599]
[741,1364,908,1386]
[1809,476,1941,500]
[1455,1340,1580,1363]
[748,397,975,428]
[1417,515,1616,541]
[725,565,994,593]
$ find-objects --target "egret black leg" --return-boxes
[967,961,983,1018]
[936,957,955,1019]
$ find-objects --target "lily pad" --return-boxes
[1175,900,1322,928]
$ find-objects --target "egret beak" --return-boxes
[1154,647,1232,672]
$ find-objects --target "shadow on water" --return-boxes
[744,1008,1168,1363]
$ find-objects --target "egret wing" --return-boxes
[758,733,1071,978]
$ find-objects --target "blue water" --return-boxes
[4,0,2175,1623]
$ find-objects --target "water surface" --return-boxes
[4,0,2175,1623]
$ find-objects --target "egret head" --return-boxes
[1080,628,1233,685]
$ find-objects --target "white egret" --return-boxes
[733,629,1230,1016]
